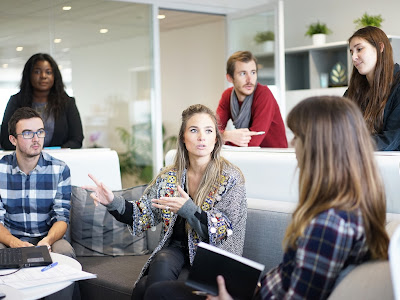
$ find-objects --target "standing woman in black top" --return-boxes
[346,26,400,150]
[0,53,84,149]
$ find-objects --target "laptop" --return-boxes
[0,246,52,269]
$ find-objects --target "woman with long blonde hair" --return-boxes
[85,104,247,300]
[208,96,388,300]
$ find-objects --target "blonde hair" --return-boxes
[155,104,236,207]
[286,96,388,259]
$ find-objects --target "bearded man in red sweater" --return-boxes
[216,51,287,148]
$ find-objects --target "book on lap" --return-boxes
[185,242,265,300]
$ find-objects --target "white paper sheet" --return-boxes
[0,264,96,289]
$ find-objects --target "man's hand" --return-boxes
[206,276,233,300]
[0,223,34,248]
[9,239,34,248]
[37,237,52,252]
[222,128,261,147]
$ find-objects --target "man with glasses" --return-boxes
[0,107,75,258]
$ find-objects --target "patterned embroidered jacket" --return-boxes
[126,163,247,286]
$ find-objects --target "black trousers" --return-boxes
[132,246,190,300]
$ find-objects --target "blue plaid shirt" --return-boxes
[260,208,370,300]
[0,152,71,239]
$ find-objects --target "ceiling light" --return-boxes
[99,28,108,34]
[63,6,72,11]
[54,38,62,43]
[157,14,166,20]
[16,46,23,51]
[2,64,8,68]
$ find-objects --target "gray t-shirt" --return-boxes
[32,102,54,147]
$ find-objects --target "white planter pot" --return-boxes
[262,41,274,53]
[312,34,326,46]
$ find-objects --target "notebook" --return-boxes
[185,242,265,300]
[0,246,52,269]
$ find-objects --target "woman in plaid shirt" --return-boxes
[208,96,389,300]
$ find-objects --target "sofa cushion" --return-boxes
[70,185,148,256]
[244,199,295,272]
[328,260,393,300]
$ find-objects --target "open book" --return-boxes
[185,242,265,300]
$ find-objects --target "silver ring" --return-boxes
[165,205,170,211]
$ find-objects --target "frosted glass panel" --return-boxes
[0,0,155,185]
[228,10,276,86]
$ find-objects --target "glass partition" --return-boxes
[226,1,285,115]
[0,0,156,186]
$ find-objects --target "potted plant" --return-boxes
[254,31,275,53]
[354,13,384,29]
[305,21,332,46]
[117,123,177,187]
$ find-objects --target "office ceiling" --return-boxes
[152,0,268,14]
[0,0,264,72]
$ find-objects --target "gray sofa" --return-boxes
[72,148,399,299]
[74,197,397,300]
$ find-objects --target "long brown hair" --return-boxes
[286,96,388,259]
[347,26,394,133]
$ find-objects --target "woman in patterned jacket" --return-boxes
[85,104,247,300]
[208,96,389,300]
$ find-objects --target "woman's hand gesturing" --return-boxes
[151,185,189,213]
[82,173,114,206]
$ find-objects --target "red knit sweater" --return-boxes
[216,83,288,148]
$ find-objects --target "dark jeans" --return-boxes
[143,281,206,300]
[132,246,190,300]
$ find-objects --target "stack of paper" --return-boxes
[0,264,96,289]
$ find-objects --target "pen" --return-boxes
[41,262,58,272]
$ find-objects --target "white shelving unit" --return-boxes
[285,41,350,91]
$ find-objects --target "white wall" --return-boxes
[284,0,400,49]
[71,35,152,150]
[160,20,226,139]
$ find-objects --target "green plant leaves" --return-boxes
[354,13,383,28]
[254,31,275,44]
[305,21,332,36]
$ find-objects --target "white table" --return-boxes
[0,253,82,300]
[0,285,23,299]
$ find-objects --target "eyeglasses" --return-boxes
[16,130,46,139]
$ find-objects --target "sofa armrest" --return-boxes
[328,260,393,300]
